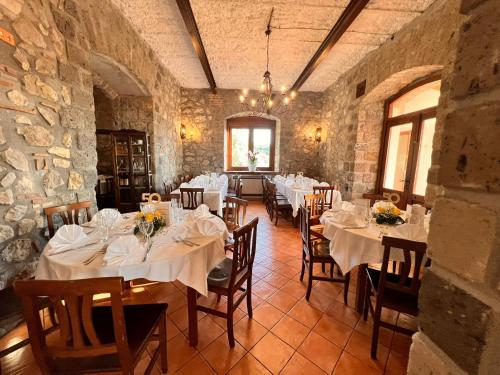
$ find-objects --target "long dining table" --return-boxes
[320,211,428,313]
[35,210,228,346]
[172,174,228,216]
[274,176,342,217]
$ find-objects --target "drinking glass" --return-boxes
[139,220,154,246]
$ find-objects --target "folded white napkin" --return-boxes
[388,223,428,242]
[103,235,145,266]
[329,211,366,228]
[174,216,228,241]
[319,182,329,187]
[47,225,90,255]
[329,201,355,212]
[90,208,123,228]
[193,204,211,219]
[180,182,190,188]
[372,200,397,214]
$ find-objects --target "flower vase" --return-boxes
[248,163,257,172]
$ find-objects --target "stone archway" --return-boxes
[352,65,443,199]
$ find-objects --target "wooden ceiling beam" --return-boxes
[176,0,217,94]
[290,0,370,92]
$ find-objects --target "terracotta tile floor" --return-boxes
[0,201,413,374]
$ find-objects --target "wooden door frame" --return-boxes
[374,74,441,207]
[226,116,276,171]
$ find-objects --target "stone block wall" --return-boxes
[181,88,325,178]
[407,0,500,373]
[320,0,465,199]
[0,0,182,294]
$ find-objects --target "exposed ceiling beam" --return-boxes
[176,0,217,93]
[291,0,370,92]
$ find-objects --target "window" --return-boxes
[378,77,441,206]
[226,117,276,171]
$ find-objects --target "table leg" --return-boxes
[187,287,198,347]
[355,264,368,314]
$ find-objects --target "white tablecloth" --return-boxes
[172,175,228,216]
[35,214,227,296]
[320,214,427,274]
[275,178,342,217]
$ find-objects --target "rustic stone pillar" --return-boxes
[407,0,500,374]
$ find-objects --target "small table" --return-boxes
[35,214,227,346]
[320,214,427,313]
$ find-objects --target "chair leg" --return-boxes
[275,210,279,226]
[299,254,305,281]
[305,261,314,301]
[363,283,370,321]
[159,311,168,373]
[217,294,221,303]
[371,317,380,359]
[246,277,253,318]
[343,271,350,306]
[227,295,235,347]
[330,263,334,279]
[321,263,326,273]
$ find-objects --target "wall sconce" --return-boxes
[180,124,186,140]
[315,127,322,143]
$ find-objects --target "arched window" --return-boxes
[378,76,441,206]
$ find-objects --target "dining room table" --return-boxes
[319,209,428,313]
[274,175,342,217]
[35,207,229,347]
[172,174,228,216]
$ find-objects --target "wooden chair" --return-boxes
[180,187,204,210]
[304,193,325,224]
[163,193,181,201]
[0,256,58,360]
[268,182,292,226]
[163,181,172,195]
[44,201,93,238]
[299,205,350,302]
[260,175,268,203]
[223,197,248,252]
[226,175,239,197]
[313,186,338,210]
[363,236,427,359]
[14,277,168,375]
[190,218,258,347]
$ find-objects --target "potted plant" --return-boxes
[248,150,259,172]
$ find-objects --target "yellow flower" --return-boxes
[391,207,401,216]
[145,213,154,223]
[155,211,162,218]
[377,206,385,213]
[136,212,144,218]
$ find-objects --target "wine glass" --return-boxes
[139,220,154,246]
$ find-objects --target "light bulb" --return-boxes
[242,89,248,96]
[280,85,286,94]
[284,97,290,105]
[260,83,265,92]
[268,99,273,107]
[251,99,256,107]
[290,90,296,99]
[239,95,245,103]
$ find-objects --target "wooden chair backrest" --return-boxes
[304,193,325,219]
[380,236,427,296]
[224,197,248,231]
[44,201,93,238]
[229,217,258,287]
[313,186,337,209]
[235,178,243,197]
[163,181,172,195]
[299,205,311,253]
[180,187,204,209]
[14,277,129,374]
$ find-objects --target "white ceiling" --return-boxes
[109,0,436,92]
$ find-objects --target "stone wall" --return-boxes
[407,0,500,373]
[181,88,325,178]
[0,0,182,292]
[320,0,465,199]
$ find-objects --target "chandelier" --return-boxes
[238,8,297,116]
